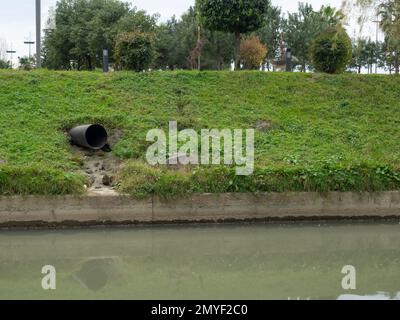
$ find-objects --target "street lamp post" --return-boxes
[286,48,292,72]
[6,46,16,69]
[103,49,109,73]
[24,41,35,59]
[36,0,41,68]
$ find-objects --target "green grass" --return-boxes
[0,69,399,197]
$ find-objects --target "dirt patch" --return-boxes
[254,120,274,132]
[67,127,124,195]
[107,128,124,146]
[70,146,121,196]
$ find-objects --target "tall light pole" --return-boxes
[24,33,35,60]
[36,0,41,68]
[6,45,16,69]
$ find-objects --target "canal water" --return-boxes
[0,222,399,300]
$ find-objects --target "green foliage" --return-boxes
[379,0,400,74]
[196,0,270,34]
[118,161,400,199]
[0,59,8,69]
[42,0,157,70]
[18,56,36,71]
[310,28,352,74]
[283,4,345,71]
[114,31,155,71]
[257,5,282,68]
[154,7,234,70]
[196,0,271,68]
[350,38,385,74]
[0,166,85,195]
[1,70,400,196]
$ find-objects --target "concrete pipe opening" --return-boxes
[69,124,108,150]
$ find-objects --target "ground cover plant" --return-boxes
[0,70,399,197]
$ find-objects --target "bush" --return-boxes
[239,36,267,70]
[310,28,352,74]
[114,31,155,71]
[0,59,9,69]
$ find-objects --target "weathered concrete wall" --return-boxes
[1,191,400,228]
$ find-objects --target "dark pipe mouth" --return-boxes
[85,124,108,149]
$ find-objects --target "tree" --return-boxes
[364,39,381,73]
[154,16,180,70]
[0,59,8,69]
[202,31,235,70]
[283,3,345,71]
[257,5,282,70]
[42,0,157,70]
[349,0,400,73]
[196,0,271,70]
[379,0,400,73]
[18,56,36,70]
[310,27,352,73]
[350,38,369,73]
[154,7,234,71]
[114,31,155,71]
[240,36,268,69]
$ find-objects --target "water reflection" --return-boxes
[0,222,399,300]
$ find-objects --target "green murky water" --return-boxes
[1,222,400,300]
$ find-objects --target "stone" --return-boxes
[102,175,113,186]
[255,120,273,132]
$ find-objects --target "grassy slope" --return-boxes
[0,70,399,196]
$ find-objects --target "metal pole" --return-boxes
[6,46,16,69]
[36,0,41,68]
[286,48,292,72]
[197,25,201,71]
[24,41,35,59]
[103,49,109,73]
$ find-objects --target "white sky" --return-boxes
[0,0,382,65]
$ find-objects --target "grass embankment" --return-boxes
[0,70,399,197]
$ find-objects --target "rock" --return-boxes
[108,129,124,146]
[255,120,273,132]
[84,151,95,157]
[87,176,95,186]
[102,175,113,186]
[101,144,112,153]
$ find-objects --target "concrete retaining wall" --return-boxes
[1,191,400,228]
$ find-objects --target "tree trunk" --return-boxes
[234,31,241,71]
[87,55,92,71]
[197,25,201,71]
[395,54,399,74]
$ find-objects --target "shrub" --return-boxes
[114,31,155,71]
[310,28,352,74]
[239,36,268,70]
[0,59,9,69]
